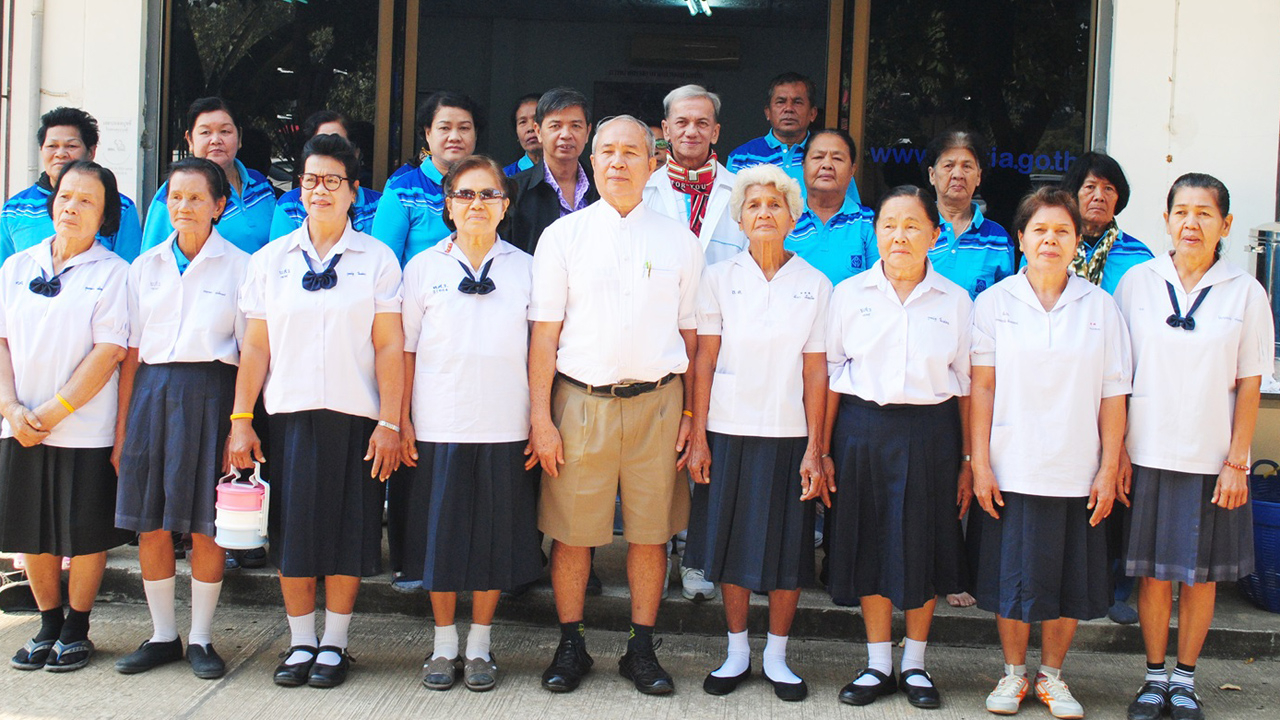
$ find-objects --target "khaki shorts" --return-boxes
[538,376,690,547]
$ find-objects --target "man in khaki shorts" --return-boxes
[528,115,704,696]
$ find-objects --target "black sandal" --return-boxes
[10,638,55,671]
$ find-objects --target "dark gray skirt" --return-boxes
[0,440,133,556]
[975,491,1109,622]
[267,410,383,578]
[115,361,237,536]
[683,433,815,592]
[825,396,965,609]
[388,441,541,592]
[1124,465,1253,584]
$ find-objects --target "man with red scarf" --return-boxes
[643,85,746,269]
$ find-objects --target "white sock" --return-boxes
[286,612,318,664]
[711,630,750,678]
[315,610,352,666]
[901,638,931,687]
[762,633,802,685]
[465,623,491,661]
[433,623,459,661]
[855,641,893,686]
[1039,664,1062,680]
[187,579,222,647]
[143,577,179,643]
[1005,662,1027,678]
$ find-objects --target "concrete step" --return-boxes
[83,538,1280,661]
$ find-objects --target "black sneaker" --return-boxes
[115,638,184,674]
[541,637,593,693]
[618,639,674,695]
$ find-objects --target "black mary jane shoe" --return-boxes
[767,674,809,702]
[703,666,751,695]
[838,668,898,706]
[307,645,354,689]
[1126,681,1168,720]
[273,645,318,687]
[1168,686,1205,720]
[900,668,941,709]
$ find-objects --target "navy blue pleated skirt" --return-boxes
[0,440,132,556]
[826,395,965,610]
[975,491,1109,622]
[116,361,237,536]
[684,433,815,592]
[267,410,383,578]
[388,441,541,592]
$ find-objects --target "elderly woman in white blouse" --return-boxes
[684,163,830,702]
[822,185,973,710]
[970,186,1131,720]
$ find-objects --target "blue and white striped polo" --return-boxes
[503,154,535,177]
[269,185,383,241]
[785,197,877,286]
[726,130,861,203]
[370,160,448,266]
[0,176,143,263]
[928,202,1014,299]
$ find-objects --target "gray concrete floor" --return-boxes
[0,603,1275,719]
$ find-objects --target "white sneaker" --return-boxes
[680,565,716,601]
[1035,672,1085,719]
[986,673,1029,715]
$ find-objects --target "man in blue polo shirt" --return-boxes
[0,107,142,263]
[727,72,859,203]
[504,94,543,177]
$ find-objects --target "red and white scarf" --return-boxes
[667,152,717,236]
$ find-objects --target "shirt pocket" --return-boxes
[708,372,736,427]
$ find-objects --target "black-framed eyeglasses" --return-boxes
[299,173,350,191]
[447,188,507,203]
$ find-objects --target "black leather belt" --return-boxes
[557,372,677,398]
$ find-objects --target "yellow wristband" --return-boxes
[55,393,75,414]
[230,412,254,421]
[682,410,693,418]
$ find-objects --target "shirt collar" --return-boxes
[419,160,445,185]
[729,248,809,282]
[1007,268,1093,312]
[941,201,986,235]
[35,173,53,193]
[288,220,363,259]
[862,258,950,305]
[1149,251,1245,293]
[593,198,650,224]
[765,130,809,151]
[229,159,251,199]
[163,227,229,269]
[431,234,519,266]
[33,235,114,276]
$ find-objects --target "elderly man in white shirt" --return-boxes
[529,115,704,697]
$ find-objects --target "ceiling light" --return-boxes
[699,0,713,15]
[685,0,698,15]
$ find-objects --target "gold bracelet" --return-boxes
[682,410,693,418]
[55,393,75,414]
[230,412,254,421]
[1223,459,1249,473]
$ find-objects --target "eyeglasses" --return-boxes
[299,173,350,191]
[447,188,507,203]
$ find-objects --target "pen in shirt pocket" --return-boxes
[644,261,652,278]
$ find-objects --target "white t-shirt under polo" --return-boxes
[0,238,129,447]
[828,259,973,405]
[128,229,249,366]
[971,271,1132,497]
[697,251,830,437]
[239,222,402,420]
[1114,254,1274,475]
[403,236,532,443]
[529,200,705,386]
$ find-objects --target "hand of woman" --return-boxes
[821,454,837,496]
[111,437,124,473]
[228,419,264,469]
[1212,463,1249,510]
[529,416,565,477]
[365,424,401,481]
[956,461,974,519]
[1116,445,1133,507]
[799,447,829,507]
[400,421,419,469]
[687,431,712,485]
[675,415,694,471]
[972,462,1003,519]
[1087,462,1118,526]
[4,402,48,448]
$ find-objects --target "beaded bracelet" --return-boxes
[1223,459,1249,473]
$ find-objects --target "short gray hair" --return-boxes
[591,115,655,158]
[662,84,722,123]
[729,164,803,223]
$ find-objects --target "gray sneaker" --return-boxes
[464,655,498,692]
[681,565,716,601]
[421,655,460,690]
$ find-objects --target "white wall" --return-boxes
[1106,0,1280,269]
[4,0,148,202]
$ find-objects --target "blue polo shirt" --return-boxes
[371,160,448,266]
[388,161,418,184]
[142,159,275,255]
[785,198,877,286]
[503,154,535,177]
[269,185,382,240]
[1017,229,1153,295]
[0,175,143,263]
[726,130,861,203]
[928,202,1014,299]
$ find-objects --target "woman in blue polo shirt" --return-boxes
[270,110,381,240]
[372,92,481,266]
[923,129,1014,299]
[786,129,876,286]
[1060,152,1153,294]
[141,97,276,255]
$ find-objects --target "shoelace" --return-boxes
[992,674,1027,697]
[626,638,665,674]
[1038,675,1075,701]
[551,638,587,669]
